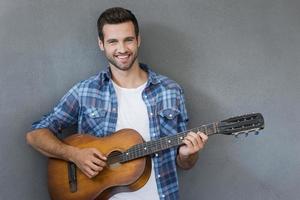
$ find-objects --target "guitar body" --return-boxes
[48,129,151,200]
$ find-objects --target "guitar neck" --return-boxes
[117,122,219,163]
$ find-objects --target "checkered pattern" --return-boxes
[32,64,189,199]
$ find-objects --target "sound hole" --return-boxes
[107,150,123,169]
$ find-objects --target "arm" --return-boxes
[26,128,77,159]
[27,84,106,178]
[175,88,208,169]
[26,128,107,178]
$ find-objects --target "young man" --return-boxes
[26,7,208,200]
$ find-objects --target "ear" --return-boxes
[98,37,104,51]
[137,35,141,47]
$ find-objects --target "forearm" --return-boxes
[176,151,199,170]
[26,128,78,161]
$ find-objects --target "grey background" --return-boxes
[0,0,299,199]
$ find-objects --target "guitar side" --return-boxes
[48,129,151,200]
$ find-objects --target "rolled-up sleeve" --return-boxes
[31,84,80,135]
[177,88,189,132]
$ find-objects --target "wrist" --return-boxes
[178,151,198,162]
[177,151,199,170]
[63,145,80,162]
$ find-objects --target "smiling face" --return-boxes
[98,21,141,71]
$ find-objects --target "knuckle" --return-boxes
[83,160,90,166]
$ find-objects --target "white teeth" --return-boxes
[116,55,129,59]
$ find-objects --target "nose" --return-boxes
[117,42,127,53]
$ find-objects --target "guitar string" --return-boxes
[124,125,214,162]
[108,123,217,163]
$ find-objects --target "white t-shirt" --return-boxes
[110,81,160,200]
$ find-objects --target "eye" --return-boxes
[109,41,117,44]
[125,37,135,42]
[107,40,118,45]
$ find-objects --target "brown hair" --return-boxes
[97,7,139,41]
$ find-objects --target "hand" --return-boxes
[71,147,107,178]
[178,131,208,158]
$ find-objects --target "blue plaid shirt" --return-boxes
[32,64,189,200]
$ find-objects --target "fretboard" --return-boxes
[108,122,218,164]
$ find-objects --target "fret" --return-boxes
[132,147,137,159]
[213,122,219,135]
[206,124,212,135]
[210,123,215,135]
[131,145,137,160]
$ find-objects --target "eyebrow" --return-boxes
[106,38,118,43]
[106,36,136,43]
[124,36,135,41]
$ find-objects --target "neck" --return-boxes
[110,61,148,88]
[107,123,219,165]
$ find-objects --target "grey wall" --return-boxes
[0,0,299,199]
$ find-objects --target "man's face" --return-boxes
[98,21,140,71]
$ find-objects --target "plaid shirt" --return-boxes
[32,64,189,200]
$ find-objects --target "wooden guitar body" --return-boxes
[48,129,151,200]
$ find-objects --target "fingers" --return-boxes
[92,148,107,161]
[74,148,107,179]
[183,132,200,148]
[89,159,106,171]
[85,165,100,178]
[182,131,208,152]
[90,148,107,168]
[198,132,208,144]
[91,156,106,168]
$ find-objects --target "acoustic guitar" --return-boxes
[48,113,264,200]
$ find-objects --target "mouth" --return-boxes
[115,54,131,63]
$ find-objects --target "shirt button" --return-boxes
[112,108,116,112]
[162,194,165,198]
[144,95,147,98]
[169,114,173,118]
[155,153,159,157]
[157,174,161,178]
[150,112,153,116]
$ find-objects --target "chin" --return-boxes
[111,63,133,71]
[119,65,133,71]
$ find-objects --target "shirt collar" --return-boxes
[99,63,160,86]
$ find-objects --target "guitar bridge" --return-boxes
[68,162,77,193]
